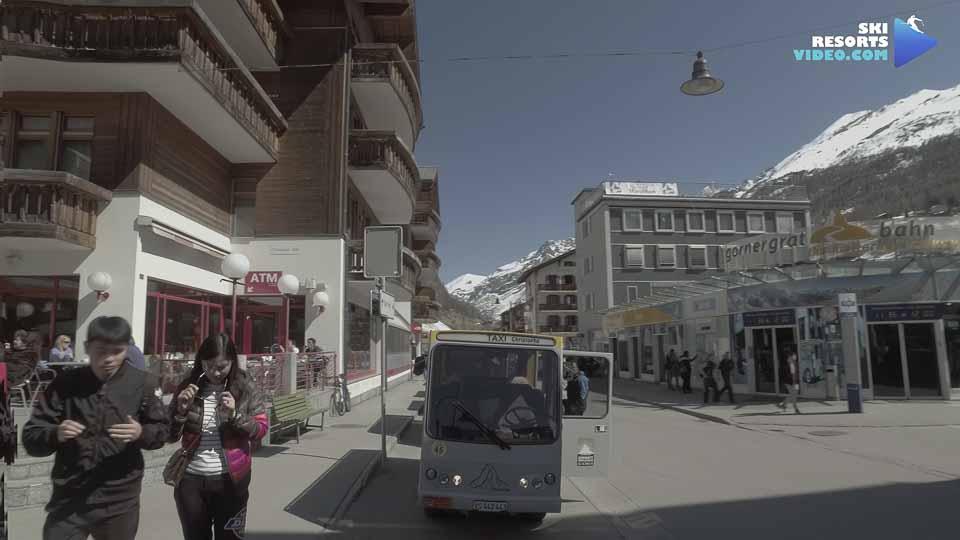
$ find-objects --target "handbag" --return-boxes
[163,441,198,487]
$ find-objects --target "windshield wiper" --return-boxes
[452,400,511,450]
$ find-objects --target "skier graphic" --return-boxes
[906,15,925,33]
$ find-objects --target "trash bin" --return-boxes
[846,383,863,413]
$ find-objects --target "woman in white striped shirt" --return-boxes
[169,334,267,540]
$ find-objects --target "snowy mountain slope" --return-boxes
[739,83,960,196]
[446,239,576,320]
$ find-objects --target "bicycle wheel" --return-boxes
[329,390,341,417]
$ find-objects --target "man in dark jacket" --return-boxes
[23,316,170,540]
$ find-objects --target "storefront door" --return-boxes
[868,322,941,399]
[776,327,797,394]
[753,328,776,393]
[236,299,283,355]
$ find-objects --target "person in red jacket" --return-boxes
[169,333,267,540]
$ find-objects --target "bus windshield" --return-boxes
[426,345,560,445]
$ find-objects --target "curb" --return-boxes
[634,400,733,426]
[326,414,414,528]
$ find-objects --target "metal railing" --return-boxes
[352,43,423,135]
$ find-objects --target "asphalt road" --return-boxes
[335,395,960,539]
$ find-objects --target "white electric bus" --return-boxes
[417,331,613,521]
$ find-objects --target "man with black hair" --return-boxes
[23,316,170,539]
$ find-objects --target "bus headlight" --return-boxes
[452,474,463,486]
[439,474,450,485]
[532,478,544,489]
[544,473,557,485]
[425,468,437,480]
[519,477,529,489]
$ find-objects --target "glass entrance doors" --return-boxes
[751,326,797,394]
[868,322,941,398]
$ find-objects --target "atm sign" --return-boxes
[245,271,281,294]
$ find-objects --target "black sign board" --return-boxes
[865,303,944,322]
[743,309,796,327]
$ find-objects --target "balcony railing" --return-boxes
[539,325,578,333]
[537,283,577,291]
[0,3,285,158]
[240,0,284,62]
[349,130,417,203]
[352,43,423,136]
[0,169,112,249]
[539,303,578,311]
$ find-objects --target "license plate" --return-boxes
[473,501,509,512]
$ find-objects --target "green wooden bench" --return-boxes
[269,392,327,444]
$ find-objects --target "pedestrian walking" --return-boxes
[167,333,268,540]
[778,348,801,414]
[22,316,169,540]
[701,356,719,404]
[717,352,736,403]
[664,351,676,390]
[679,351,693,394]
[669,349,682,391]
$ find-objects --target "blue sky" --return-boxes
[413,0,960,283]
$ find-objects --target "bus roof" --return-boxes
[430,330,562,348]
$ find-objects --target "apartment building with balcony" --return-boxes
[498,301,529,333]
[516,249,582,348]
[573,182,810,351]
[0,0,433,396]
[411,166,443,324]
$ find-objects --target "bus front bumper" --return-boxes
[419,489,561,514]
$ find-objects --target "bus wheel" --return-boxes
[518,512,546,523]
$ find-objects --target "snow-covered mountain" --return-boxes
[736,83,960,220]
[446,238,575,320]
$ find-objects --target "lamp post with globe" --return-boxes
[220,253,250,341]
[277,273,300,350]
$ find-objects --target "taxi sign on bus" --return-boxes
[434,332,558,348]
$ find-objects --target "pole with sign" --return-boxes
[364,226,403,467]
[838,293,864,413]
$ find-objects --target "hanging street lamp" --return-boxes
[681,51,724,96]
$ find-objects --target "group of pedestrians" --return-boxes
[22,315,267,539]
[664,349,736,404]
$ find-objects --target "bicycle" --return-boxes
[329,373,352,416]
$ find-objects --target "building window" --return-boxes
[562,260,576,267]
[623,209,643,231]
[717,211,735,233]
[0,276,80,361]
[657,246,676,267]
[688,245,707,268]
[7,112,96,180]
[627,286,639,302]
[747,212,765,233]
[581,219,590,238]
[625,246,645,267]
[59,116,94,180]
[655,210,674,232]
[686,211,705,232]
[776,213,795,233]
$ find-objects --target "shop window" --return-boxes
[386,325,413,376]
[0,276,80,361]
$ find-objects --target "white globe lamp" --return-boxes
[87,271,113,303]
[16,302,35,319]
[278,274,300,296]
[221,253,250,280]
[312,289,330,315]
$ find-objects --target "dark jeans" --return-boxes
[175,473,250,540]
[43,500,140,540]
[681,373,692,393]
[718,374,735,403]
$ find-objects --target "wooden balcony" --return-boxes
[195,0,287,68]
[539,325,578,334]
[0,169,112,250]
[537,282,577,292]
[348,130,417,224]
[0,2,286,162]
[352,43,422,148]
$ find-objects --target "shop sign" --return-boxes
[722,232,810,272]
[838,293,857,316]
[811,213,960,260]
[245,271,281,294]
[865,303,944,322]
[743,309,796,327]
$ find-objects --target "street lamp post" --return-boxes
[277,273,301,350]
[221,253,250,342]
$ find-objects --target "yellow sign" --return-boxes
[604,307,675,333]
[811,213,874,243]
